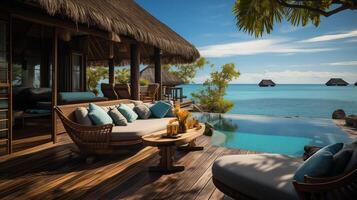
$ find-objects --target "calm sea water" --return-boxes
[182,84,357,118]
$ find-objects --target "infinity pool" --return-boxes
[195,113,351,157]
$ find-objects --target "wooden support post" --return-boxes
[51,28,58,143]
[7,15,13,154]
[154,47,162,100]
[108,59,114,85]
[130,44,140,100]
[108,41,115,85]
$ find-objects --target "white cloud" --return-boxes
[266,60,357,68]
[232,70,357,84]
[327,61,357,66]
[301,29,357,43]
[198,39,334,58]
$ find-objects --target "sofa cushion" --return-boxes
[111,117,174,141]
[118,104,138,122]
[108,108,127,126]
[75,107,92,126]
[59,92,96,103]
[212,154,301,200]
[150,101,171,118]
[293,143,343,182]
[133,104,151,119]
[88,103,113,125]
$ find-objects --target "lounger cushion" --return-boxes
[345,146,357,172]
[111,117,174,141]
[212,154,301,200]
[75,107,92,126]
[294,143,342,182]
[330,148,353,175]
[118,104,138,122]
[88,103,113,125]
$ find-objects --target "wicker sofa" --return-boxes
[56,100,175,156]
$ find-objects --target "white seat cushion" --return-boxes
[212,154,303,200]
[111,117,175,141]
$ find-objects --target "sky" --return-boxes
[136,0,357,84]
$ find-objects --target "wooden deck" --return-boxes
[0,134,257,200]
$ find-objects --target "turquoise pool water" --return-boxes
[195,113,351,157]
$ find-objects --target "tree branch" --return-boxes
[276,0,350,17]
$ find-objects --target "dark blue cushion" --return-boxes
[59,92,96,102]
[118,104,138,122]
[88,103,113,125]
[150,101,171,118]
[293,143,343,182]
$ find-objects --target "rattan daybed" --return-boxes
[55,100,174,157]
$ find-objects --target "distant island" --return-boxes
[355,82,357,86]
[259,79,276,87]
[325,78,349,86]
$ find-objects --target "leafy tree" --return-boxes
[86,66,108,95]
[115,68,130,84]
[192,63,240,113]
[164,57,208,84]
[233,0,357,37]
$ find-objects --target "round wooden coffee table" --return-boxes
[142,123,205,173]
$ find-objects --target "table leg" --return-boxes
[178,139,204,151]
[149,146,184,173]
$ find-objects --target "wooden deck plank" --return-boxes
[0,133,258,200]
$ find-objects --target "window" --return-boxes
[71,53,83,91]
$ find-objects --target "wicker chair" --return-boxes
[101,83,118,100]
[293,168,357,200]
[141,83,159,102]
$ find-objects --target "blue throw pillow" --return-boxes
[150,101,171,118]
[155,100,175,117]
[293,143,343,182]
[88,103,113,125]
[117,104,138,122]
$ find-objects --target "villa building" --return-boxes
[0,0,199,154]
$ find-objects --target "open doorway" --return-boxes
[10,18,54,153]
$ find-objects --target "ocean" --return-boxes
[181,84,357,118]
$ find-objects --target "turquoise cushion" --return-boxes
[294,143,343,182]
[59,92,96,102]
[150,101,171,118]
[155,100,175,117]
[25,109,51,114]
[88,103,113,125]
[117,104,138,122]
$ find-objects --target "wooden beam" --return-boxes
[8,15,13,154]
[130,44,140,100]
[154,47,162,100]
[51,28,58,143]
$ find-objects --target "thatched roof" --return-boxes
[140,66,184,86]
[326,78,349,86]
[258,79,276,87]
[24,0,199,64]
